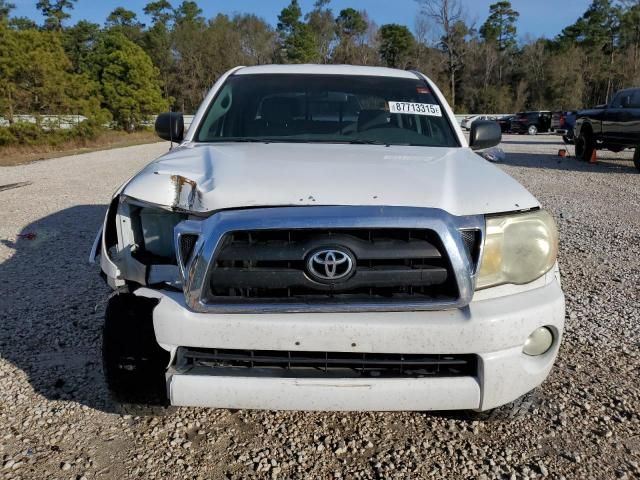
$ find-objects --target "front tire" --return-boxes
[575,130,595,161]
[527,125,538,135]
[102,293,172,415]
[634,147,640,172]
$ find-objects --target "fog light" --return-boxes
[523,327,554,356]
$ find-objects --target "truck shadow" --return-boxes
[499,151,639,174]
[0,204,120,413]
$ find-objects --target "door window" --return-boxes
[610,92,625,108]
[627,89,640,108]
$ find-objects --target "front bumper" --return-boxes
[136,274,565,412]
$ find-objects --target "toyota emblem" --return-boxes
[306,248,355,283]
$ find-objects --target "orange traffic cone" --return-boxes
[590,150,597,164]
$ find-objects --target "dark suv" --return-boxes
[510,111,552,135]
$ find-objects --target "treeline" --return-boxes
[0,0,639,134]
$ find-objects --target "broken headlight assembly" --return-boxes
[476,210,558,289]
[137,207,187,261]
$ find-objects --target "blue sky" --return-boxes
[12,0,592,40]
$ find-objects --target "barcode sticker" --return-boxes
[388,101,442,117]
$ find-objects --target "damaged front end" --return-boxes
[89,165,211,291]
[90,193,205,292]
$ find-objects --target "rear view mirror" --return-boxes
[155,112,185,143]
[469,120,502,151]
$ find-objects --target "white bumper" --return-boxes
[137,277,565,411]
[170,375,481,411]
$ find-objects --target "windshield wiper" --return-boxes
[225,138,271,143]
[348,139,389,146]
[205,137,275,143]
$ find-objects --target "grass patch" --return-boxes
[0,128,159,167]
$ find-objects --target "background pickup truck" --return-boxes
[574,87,640,171]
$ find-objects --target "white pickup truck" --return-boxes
[91,64,565,415]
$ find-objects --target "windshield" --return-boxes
[195,74,459,147]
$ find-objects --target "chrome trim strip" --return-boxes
[176,206,484,314]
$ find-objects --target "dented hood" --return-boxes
[122,142,538,216]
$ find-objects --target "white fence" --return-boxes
[0,114,88,130]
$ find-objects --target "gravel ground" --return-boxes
[1,135,639,479]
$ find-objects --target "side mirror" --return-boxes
[155,112,184,142]
[469,120,502,151]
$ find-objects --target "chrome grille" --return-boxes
[175,206,484,313]
[206,228,458,303]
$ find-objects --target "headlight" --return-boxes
[476,210,558,289]
[139,207,186,259]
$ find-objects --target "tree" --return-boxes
[546,46,585,109]
[171,10,212,111]
[306,0,335,63]
[143,1,174,103]
[0,26,104,122]
[143,0,174,28]
[235,14,277,65]
[333,8,367,63]
[9,17,38,30]
[378,24,415,68]
[479,1,519,83]
[63,20,100,73]
[518,39,547,108]
[479,1,519,51]
[174,1,205,26]
[414,15,447,89]
[620,1,640,82]
[106,7,145,43]
[276,0,318,63]
[559,0,622,103]
[0,0,14,23]
[36,0,76,31]
[88,32,168,130]
[0,23,18,120]
[416,0,469,108]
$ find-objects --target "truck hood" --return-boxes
[122,142,538,216]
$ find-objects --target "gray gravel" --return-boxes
[1,135,639,479]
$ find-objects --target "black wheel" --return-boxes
[575,130,595,161]
[527,124,538,135]
[465,389,543,421]
[634,147,640,172]
[102,293,172,415]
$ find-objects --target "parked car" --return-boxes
[496,115,514,133]
[510,111,552,135]
[551,111,576,143]
[461,114,496,130]
[91,64,564,415]
[574,87,640,171]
